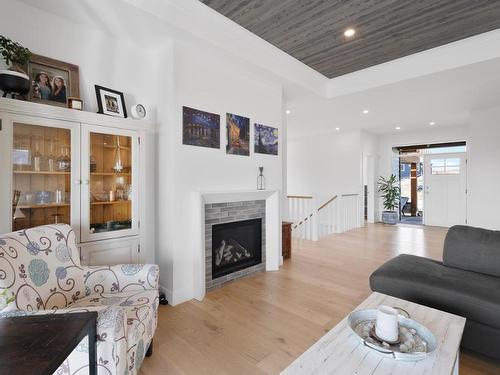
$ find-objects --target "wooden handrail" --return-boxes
[318,195,337,211]
[290,194,338,230]
[287,195,313,199]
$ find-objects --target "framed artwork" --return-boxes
[254,124,278,155]
[226,113,250,156]
[27,54,79,107]
[95,85,127,118]
[182,106,220,148]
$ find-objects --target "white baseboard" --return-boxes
[159,284,172,305]
[159,284,194,306]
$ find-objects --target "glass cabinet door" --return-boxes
[11,121,75,231]
[81,125,139,241]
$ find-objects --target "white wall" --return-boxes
[155,40,284,304]
[0,0,158,117]
[468,106,500,230]
[1,1,285,305]
[287,130,362,206]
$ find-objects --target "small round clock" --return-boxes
[130,104,147,119]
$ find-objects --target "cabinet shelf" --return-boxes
[91,200,131,206]
[90,172,131,176]
[17,203,70,209]
[13,171,70,176]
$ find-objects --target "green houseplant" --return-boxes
[378,174,400,224]
[0,35,32,98]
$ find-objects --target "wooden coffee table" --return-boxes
[0,312,97,375]
[281,292,466,375]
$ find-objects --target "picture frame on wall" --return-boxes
[27,54,80,107]
[254,123,278,155]
[182,106,220,149]
[226,113,250,156]
[95,85,127,118]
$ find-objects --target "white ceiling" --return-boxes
[285,55,500,138]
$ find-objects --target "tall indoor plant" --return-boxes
[378,174,400,224]
[0,35,32,98]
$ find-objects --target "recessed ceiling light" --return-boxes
[362,109,369,114]
[335,127,340,131]
[395,126,401,130]
[285,109,291,115]
[344,28,356,38]
[429,121,435,126]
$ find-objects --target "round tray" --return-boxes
[347,308,437,361]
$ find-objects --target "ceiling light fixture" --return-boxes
[335,127,340,131]
[285,109,291,115]
[362,109,369,114]
[395,126,401,130]
[344,28,356,38]
[429,121,435,126]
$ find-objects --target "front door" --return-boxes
[423,153,467,227]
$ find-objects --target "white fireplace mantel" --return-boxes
[192,189,282,301]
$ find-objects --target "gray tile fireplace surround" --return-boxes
[205,200,266,290]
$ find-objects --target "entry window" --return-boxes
[430,158,460,175]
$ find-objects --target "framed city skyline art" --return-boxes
[182,106,220,149]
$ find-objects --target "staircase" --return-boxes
[286,193,362,241]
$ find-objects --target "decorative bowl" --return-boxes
[347,308,437,361]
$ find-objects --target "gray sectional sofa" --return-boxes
[370,225,500,359]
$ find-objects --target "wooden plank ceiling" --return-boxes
[199,0,500,78]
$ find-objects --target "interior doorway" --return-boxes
[363,154,376,224]
[396,142,467,227]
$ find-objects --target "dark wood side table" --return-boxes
[282,221,293,259]
[0,311,97,375]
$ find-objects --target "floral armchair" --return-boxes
[0,224,159,375]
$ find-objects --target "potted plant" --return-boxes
[0,35,32,98]
[378,174,400,225]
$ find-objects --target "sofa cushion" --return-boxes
[70,289,159,368]
[443,225,500,278]
[0,224,85,311]
[370,254,500,329]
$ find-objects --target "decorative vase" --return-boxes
[381,211,399,225]
[0,70,30,98]
[257,166,265,190]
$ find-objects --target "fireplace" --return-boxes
[212,218,262,279]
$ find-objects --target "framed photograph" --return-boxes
[226,113,250,156]
[182,106,220,148]
[95,85,127,118]
[254,124,278,155]
[27,54,79,107]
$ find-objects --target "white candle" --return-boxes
[376,305,399,342]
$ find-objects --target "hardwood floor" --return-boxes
[140,223,500,375]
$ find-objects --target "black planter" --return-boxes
[0,70,30,98]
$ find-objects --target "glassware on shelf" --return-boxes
[55,185,64,204]
[12,123,72,232]
[47,138,56,172]
[126,184,132,200]
[56,144,71,172]
[89,154,97,173]
[32,136,42,172]
[115,176,124,200]
[257,166,266,190]
[113,136,124,173]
